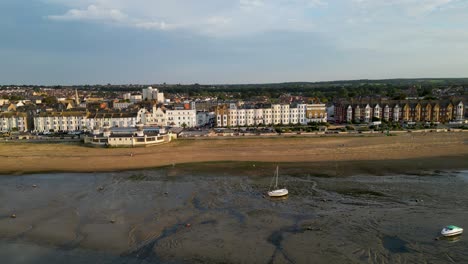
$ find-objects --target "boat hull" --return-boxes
[268,189,288,197]
[441,228,463,237]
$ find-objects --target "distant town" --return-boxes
[0,79,467,146]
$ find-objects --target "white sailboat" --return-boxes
[268,166,288,197]
[441,225,463,237]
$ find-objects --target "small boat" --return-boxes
[441,225,463,237]
[268,166,288,197]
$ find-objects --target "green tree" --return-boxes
[338,88,349,98]
[43,96,58,105]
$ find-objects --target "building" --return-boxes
[113,102,133,110]
[142,87,165,103]
[166,109,197,127]
[34,112,87,132]
[130,94,142,103]
[84,124,173,147]
[0,112,28,132]
[334,99,465,124]
[87,112,138,129]
[215,103,327,127]
[138,106,167,127]
[33,111,138,132]
[196,111,215,127]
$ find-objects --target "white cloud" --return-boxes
[46,0,324,36]
[134,21,175,31]
[240,0,265,11]
[352,0,455,16]
[45,0,466,40]
[48,4,127,22]
[307,0,327,8]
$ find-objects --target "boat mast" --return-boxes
[275,166,279,188]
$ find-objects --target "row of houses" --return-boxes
[33,112,138,132]
[215,103,327,127]
[0,112,28,132]
[334,100,465,123]
[32,107,215,132]
[1,100,466,132]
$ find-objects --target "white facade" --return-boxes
[0,113,28,132]
[346,105,353,122]
[456,101,464,121]
[373,104,381,119]
[142,87,165,103]
[138,107,167,127]
[88,115,137,129]
[218,103,327,127]
[142,87,153,100]
[0,99,9,106]
[113,102,132,109]
[34,112,138,132]
[166,109,197,127]
[34,114,87,132]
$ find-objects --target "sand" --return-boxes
[0,132,467,174]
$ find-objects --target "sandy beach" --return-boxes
[0,132,467,175]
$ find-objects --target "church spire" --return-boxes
[75,89,79,105]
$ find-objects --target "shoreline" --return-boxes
[0,132,467,175]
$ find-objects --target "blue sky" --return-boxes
[1,0,467,85]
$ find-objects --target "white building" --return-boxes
[167,109,197,127]
[137,105,201,128]
[34,112,138,132]
[456,101,464,121]
[0,112,28,132]
[34,112,87,132]
[130,95,142,103]
[138,107,167,127]
[142,87,165,103]
[88,112,137,129]
[216,103,327,127]
[84,124,172,147]
[0,99,9,106]
[113,102,133,110]
[123,93,131,100]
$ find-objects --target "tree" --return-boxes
[338,88,349,98]
[43,96,58,105]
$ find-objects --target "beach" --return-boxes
[1,133,468,263]
[0,132,467,175]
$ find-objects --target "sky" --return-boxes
[1,0,468,85]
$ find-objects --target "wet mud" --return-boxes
[0,164,468,263]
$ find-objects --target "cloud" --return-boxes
[46,0,324,36]
[134,21,175,30]
[307,0,328,8]
[352,0,455,16]
[48,5,127,22]
[44,0,466,40]
[240,0,265,11]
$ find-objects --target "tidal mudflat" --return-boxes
[1,164,467,263]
